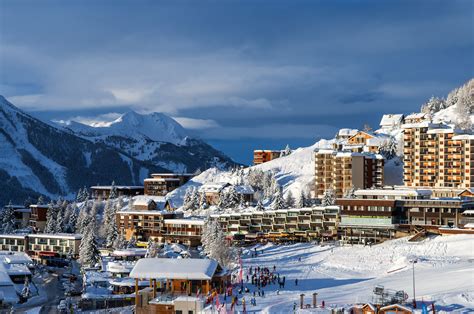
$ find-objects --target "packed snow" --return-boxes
[224,234,474,313]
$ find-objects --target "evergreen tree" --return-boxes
[296,190,306,208]
[282,144,291,156]
[67,206,78,233]
[255,200,264,211]
[285,190,295,208]
[109,181,117,199]
[37,195,45,205]
[75,188,83,202]
[322,189,336,206]
[271,188,286,210]
[379,137,398,160]
[0,201,17,234]
[145,238,158,258]
[198,192,208,210]
[226,186,239,208]
[44,202,57,234]
[78,216,101,268]
[113,234,126,249]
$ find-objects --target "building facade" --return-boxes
[314,149,384,199]
[253,150,281,165]
[90,186,144,199]
[144,173,193,196]
[211,206,340,242]
[29,204,49,232]
[403,122,474,189]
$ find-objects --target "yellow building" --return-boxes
[314,149,384,199]
[403,121,474,189]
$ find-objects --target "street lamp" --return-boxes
[411,259,418,308]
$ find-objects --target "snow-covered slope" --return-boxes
[56,111,236,173]
[0,96,167,205]
[233,234,474,313]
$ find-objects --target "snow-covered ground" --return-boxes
[223,235,474,313]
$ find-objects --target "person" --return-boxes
[322,300,325,308]
[295,278,298,286]
[276,289,280,295]
[262,290,265,297]
[298,257,301,262]
[293,302,297,311]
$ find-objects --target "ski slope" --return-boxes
[225,235,474,313]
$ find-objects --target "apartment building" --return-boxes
[90,185,144,199]
[144,173,193,196]
[29,204,49,232]
[162,219,204,247]
[0,233,81,262]
[253,150,281,165]
[337,188,474,243]
[211,206,340,242]
[314,149,384,199]
[403,121,474,190]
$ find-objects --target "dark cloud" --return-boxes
[0,0,472,162]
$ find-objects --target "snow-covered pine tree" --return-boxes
[75,205,90,234]
[345,186,356,198]
[78,216,101,268]
[0,201,17,234]
[454,87,473,131]
[421,96,446,115]
[198,192,208,210]
[37,195,45,205]
[238,193,246,209]
[75,188,83,202]
[66,205,78,233]
[226,186,239,209]
[322,188,336,206]
[190,187,200,210]
[379,137,398,160]
[109,181,117,199]
[296,190,306,208]
[113,234,126,249]
[44,202,57,234]
[255,200,264,211]
[285,190,295,208]
[271,187,286,210]
[282,144,291,156]
[145,238,158,258]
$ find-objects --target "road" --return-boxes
[39,270,65,314]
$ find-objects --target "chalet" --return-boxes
[361,303,377,314]
[379,304,413,314]
[348,130,375,145]
[459,188,474,200]
[378,114,404,131]
[336,128,359,141]
[199,182,230,205]
[144,173,194,196]
[253,150,281,165]
[90,185,144,199]
[404,112,429,124]
[130,258,230,314]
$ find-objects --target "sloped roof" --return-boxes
[380,114,404,127]
[130,258,218,280]
[199,182,230,193]
[223,185,255,195]
[337,128,358,137]
[132,196,168,210]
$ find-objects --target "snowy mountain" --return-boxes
[0,96,168,205]
[56,111,235,173]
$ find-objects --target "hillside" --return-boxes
[56,111,236,173]
[0,96,167,205]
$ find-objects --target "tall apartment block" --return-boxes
[403,121,474,190]
[314,149,384,199]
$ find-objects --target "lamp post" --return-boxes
[411,259,418,308]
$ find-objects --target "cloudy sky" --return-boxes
[1,0,473,164]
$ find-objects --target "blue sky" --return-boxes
[1,0,473,164]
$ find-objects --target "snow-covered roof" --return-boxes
[14,208,31,213]
[0,234,27,239]
[106,261,135,273]
[405,112,428,120]
[90,185,144,189]
[354,189,432,197]
[130,258,218,280]
[132,196,168,210]
[379,114,404,127]
[112,248,147,257]
[463,223,474,229]
[366,135,389,147]
[2,253,32,265]
[379,304,413,312]
[199,182,230,193]
[164,219,205,226]
[151,173,194,177]
[28,233,82,240]
[337,128,358,137]
[462,210,474,215]
[222,185,255,195]
[144,178,180,182]
[452,134,474,140]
